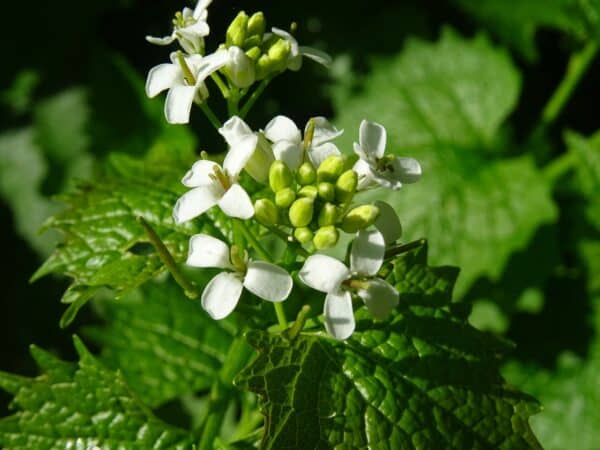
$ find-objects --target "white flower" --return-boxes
[299,230,399,340]
[146,50,230,124]
[373,200,402,245]
[264,115,343,170]
[271,28,332,71]
[219,116,274,183]
[353,120,422,190]
[146,0,212,55]
[173,155,255,224]
[187,234,293,319]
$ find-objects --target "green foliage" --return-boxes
[237,245,541,449]
[0,336,194,450]
[335,30,557,297]
[86,280,237,407]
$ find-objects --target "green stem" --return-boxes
[543,149,578,183]
[274,303,289,329]
[136,216,199,299]
[239,77,272,119]
[197,335,254,450]
[210,72,230,99]
[539,42,598,129]
[285,305,311,340]
[199,103,222,130]
[384,238,427,261]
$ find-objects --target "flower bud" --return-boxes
[289,197,314,227]
[318,182,335,202]
[335,170,358,204]
[317,155,344,182]
[223,47,256,89]
[247,12,266,39]
[269,160,294,192]
[313,226,339,250]
[317,203,337,227]
[275,187,296,208]
[254,199,279,226]
[267,39,291,72]
[297,185,318,200]
[297,162,317,185]
[341,204,380,233]
[226,11,249,48]
[245,46,262,62]
[294,227,313,244]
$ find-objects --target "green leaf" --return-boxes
[0,336,194,449]
[454,0,600,60]
[85,279,237,407]
[237,244,542,449]
[334,29,557,297]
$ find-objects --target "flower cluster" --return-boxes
[146,1,422,340]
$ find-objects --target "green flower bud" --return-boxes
[313,226,339,250]
[317,155,344,182]
[223,47,256,88]
[294,227,313,244]
[318,203,337,227]
[269,160,293,192]
[335,169,358,204]
[247,12,266,38]
[245,46,262,62]
[226,11,249,48]
[341,204,380,233]
[318,182,335,202]
[275,187,296,208]
[243,35,262,49]
[289,197,314,227]
[297,185,318,200]
[254,199,279,226]
[297,162,316,185]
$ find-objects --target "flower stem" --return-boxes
[543,148,578,183]
[199,103,222,130]
[136,216,199,299]
[539,42,597,130]
[274,303,289,329]
[210,72,230,99]
[240,77,272,119]
[285,305,311,340]
[384,238,427,260]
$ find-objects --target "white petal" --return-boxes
[353,142,369,162]
[146,35,177,46]
[272,141,303,170]
[350,230,385,277]
[219,116,254,147]
[264,115,301,144]
[324,291,355,340]
[181,160,219,187]
[194,49,231,85]
[359,120,387,159]
[146,64,181,98]
[353,159,377,191]
[193,0,212,19]
[217,183,254,219]
[310,117,343,147]
[165,85,197,124]
[172,184,222,224]
[358,278,398,320]
[243,261,293,302]
[307,142,341,168]
[272,27,299,56]
[186,234,232,269]
[201,272,243,320]
[223,134,258,176]
[299,255,349,293]
[179,20,210,38]
[299,46,332,67]
[391,157,422,184]
[374,201,402,244]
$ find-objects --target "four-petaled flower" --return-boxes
[271,28,332,71]
[146,0,212,55]
[264,115,343,170]
[187,234,293,319]
[353,120,422,190]
[299,230,399,340]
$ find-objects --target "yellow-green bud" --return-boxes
[313,226,339,250]
[335,169,358,204]
[297,162,316,185]
[294,227,313,244]
[247,12,266,38]
[318,182,335,202]
[269,160,293,192]
[254,199,279,226]
[243,35,262,49]
[318,203,337,227]
[226,11,249,48]
[267,39,291,72]
[317,155,344,182]
[275,187,296,208]
[245,46,262,62]
[297,185,318,200]
[289,197,314,227]
[341,204,380,233]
